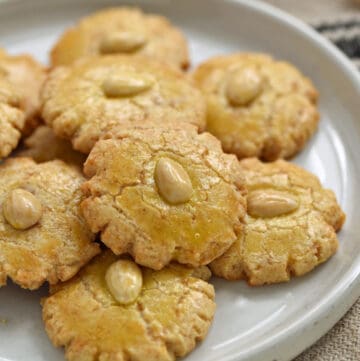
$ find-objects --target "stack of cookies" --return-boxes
[0,7,345,361]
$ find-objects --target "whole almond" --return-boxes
[3,188,42,229]
[155,157,193,205]
[105,260,143,305]
[103,74,154,98]
[226,66,263,106]
[100,32,147,54]
[247,189,298,218]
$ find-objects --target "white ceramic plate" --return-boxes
[0,1,360,360]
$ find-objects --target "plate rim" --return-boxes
[0,0,359,360]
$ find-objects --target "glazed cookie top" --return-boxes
[51,7,189,70]
[210,158,345,285]
[42,251,215,361]
[81,126,246,270]
[41,55,206,154]
[18,125,86,168]
[192,53,319,160]
[0,76,25,159]
[0,158,100,290]
[0,49,47,135]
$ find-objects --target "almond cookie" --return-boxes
[42,250,215,361]
[0,49,47,135]
[192,53,319,160]
[210,158,345,285]
[81,126,246,270]
[0,76,25,159]
[0,158,100,290]
[18,125,86,167]
[41,55,206,154]
[51,7,189,70]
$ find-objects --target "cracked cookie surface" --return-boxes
[0,158,100,290]
[210,158,345,285]
[0,49,47,135]
[42,250,215,361]
[18,125,86,168]
[42,55,206,154]
[192,53,319,160]
[81,126,246,270]
[51,7,189,70]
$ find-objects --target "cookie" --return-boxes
[0,49,47,135]
[18,125,86,167]
[0,158,100,290]
[51,7,189,70]
[192,53,319,160]
[41,55,206,154]
[81,125,246,270]
[210,158,345,285]
[42,250,215,361]
[0,76,25,159]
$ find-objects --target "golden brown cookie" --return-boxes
[192,53,319,160]
[81,125,246,270]
[18,125,86,167]
[210,158,345,285]
[51,7,189,70]
[42,251,215,361]
[0,49,47,135]
[0,76,25,159]
[0,158,100,290]
[41,55,206,154]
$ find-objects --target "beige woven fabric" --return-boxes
[294,301,360,360]
[264,2,360,360]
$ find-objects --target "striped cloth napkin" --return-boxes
[313,15,360,70]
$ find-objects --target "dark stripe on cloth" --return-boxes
[312,18,360,68]
[333,37,360,58]
[315,20,360,32]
